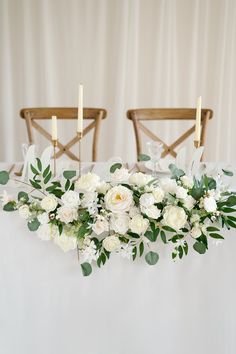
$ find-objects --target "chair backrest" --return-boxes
[20,107,107,161]
[127,108,213,159]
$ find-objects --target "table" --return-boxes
[1,162,236,354]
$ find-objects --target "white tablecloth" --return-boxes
[1,162,236,354]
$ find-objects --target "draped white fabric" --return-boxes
[0,0,236,162]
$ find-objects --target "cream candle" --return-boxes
[194,96,202,143]
[51,115,57,141]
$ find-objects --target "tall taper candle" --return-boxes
[194,96,202,143]
[51,115,58,140]
[77,84,83,133]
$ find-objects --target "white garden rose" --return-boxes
[152,187,165,203]
[190,226,202,239]
[139,193,155,208]
[92,217,109,235]
[175,186,188,200]
[96,181,110,194]
[129,214,149,235]
[37,212,49,225]
[56,206,78,224]
[203,196,217,213]
[110,213,130,235]
[183,195,196,210]
[102,235,121,252]
[111,168,130,183]
[141,205,161,219]
[181,175,194,189]
[61,191,80,208]
[37,224,59,241]
[163,205,187,230]
[41,195,58,212]
[75,172,100,192]
[18,205,31,219]
[129,205,141,218]
[159,178,177,194]
[54,233,77,252]
[105,185,133,213]
[129,172,152,187]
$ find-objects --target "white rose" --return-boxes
[56,206,78,224]
[110,213,130,235]
[129,205,141,218]
[75,173,100,192]
[129,214,149,235]
[38,212,49,225]
[54,233,77,252]
[175,186,188,200]
[183,195,196,210]
[203,196,217,213]
[61,191,80,208]
[159,178,177,194]
[152,187,165,203]
[96,182,110,194]
[163,205,187,230]
[129,172,152,187]
[37,224,59,241]
[111,168,130,183]
[190,226,202,239]
[41,195,58,212]
[139,193,155,208]
[105,185,133,213]
[102,235,121,252]
[81,192,97,208]
[190,214,200,224]
[141,205,161,219]
[18,205,31,219]
[92,217,109,235]
[181,175,194,189]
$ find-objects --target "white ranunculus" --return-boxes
[163,205,187,230]
[111,168,130,183]
[96,182,110,194]
[37,212,49,225]
[152,187,165,203]
[61,191,80,208]
[175,186,188,200]
[129,205,141,218]
[159,178,177,194]
[75,173,100,192]
[129,214,149,235]
[81,192,97,208]
[37,224,59,241]
[41,195,58,212]
[190,226,202,239]
[110,213,130,235]
[18,205,31,219]
[105,185,133,213]
[183,195,196,210]
[92,217,109,235]
[54,233,77,252]
[141,205,161,219]
[203,196,217,213]
[181,175,194,189]
[139,193,155,208]
[56,206,78,224]
[102,235,121,252]
[129,172,152,187]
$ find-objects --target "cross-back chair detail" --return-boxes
[127,108,213,160]
[20,107,107,161]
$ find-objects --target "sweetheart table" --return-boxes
[0,162,236,354]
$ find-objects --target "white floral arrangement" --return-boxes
[0,159,236,276]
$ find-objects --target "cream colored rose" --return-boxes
[110,213,130,235]
[76,172,100,192]
[181,175,194,189]
[102,235,121,252]
[141,205,161,219]
[18,205,31,219]
[129,172,152,187]
[111,168,130,183]
[175,186,188,200]
[96,182,110,194]
[37,212,49,225]
[92,217,109,235]
[105,185,133,213]
[61,191,80,208]
[163,205,187,230]
[41,195,58,212]
[129,214,149,235]
[129,205,141,218]
[183,195,196,210]
[139,193,155,208]
[54,233,77,252]
[37,224,59,241]
[56,206,78,224]
[159,178,177,194]
[190,226,202,239]
[203,196,217,213]
[152,187,165,203]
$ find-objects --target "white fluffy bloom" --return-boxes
[76,172,100,192]
[61,191,80,208]
[81,192,97,208]
[152,187,165,203]
[129,172,152,187]
[129,205,141,218]
[139,193,155,208]
[92,216,109,235]
[80,239,98,263]
[54,233,77,252]
[111,168,130,183]
[37,224,59,241]
[41,195,58,212]
[0,190,13,206]
[118,243,134,260]
[18,205,31,219]
[175,186,188,200]
[105,185,133,213]
[163,205,187,230]
[183,195,196,210]
[96,182,110,194]
[203,196,217,213]
[103,235,121,252]
[181,175,194,189]
[190,226,202,239]
[129,214,149,235]
[56,206,78,224]
[37,212,49,225]
[110,213,130,235]
[159,178,177,194]
[141,205,161,219]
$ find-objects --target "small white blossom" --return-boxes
[80,239,98,263]
[18,205,31,219]
[118,243,134,260]
[111,168,130,183]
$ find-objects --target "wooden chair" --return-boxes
[20,107,107,161]
[127,108,213,160]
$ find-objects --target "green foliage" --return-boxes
[132,246,137,261]
[81,262,92,276]
[0,171,9,185]
[208,233,224,239]
[63,171,76,179]
[222,169,233,177]
[18,191,29,202]
[145,251,159,265]
[138,154,151,162]
[110,163,122,173]
[169,164,185,179]
[29,179,42,190]
[27,218,40,231]
[193,241,207,254]
[139,242,144,257]
[160,230,167,243]
[3,202,15,211]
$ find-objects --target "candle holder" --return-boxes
[52,139,58,176]
[194,140,200,148]
[77,132,83,177]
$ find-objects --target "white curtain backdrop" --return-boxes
[0,0,236,163]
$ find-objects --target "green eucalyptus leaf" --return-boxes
[138,154,151,162]
[3,202,15,211]
[29,179,42,190]
[44,171,52,184]
[190,187,205,200]
[43,165,51,178]
[132,246,137,261]
[65,179,70,191]
[145,251,159,265]
[139,242,144,257]
[0,171,9,185]
[206,226,220,232]
[63,170,76,180]
[168,164,185,179]
[18,191,29,202]
[144,230,157,242]
[27,218,40,231]
[222,169,233,177]
[209,233,224,239]
[81,262,92,276]
[110,163,122,173]
[193,241,206,254]
[226,195,236,207]
[36,158,42,171]
[160,230,167,243]
[162,225,176,233]
[30,164,39,175]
